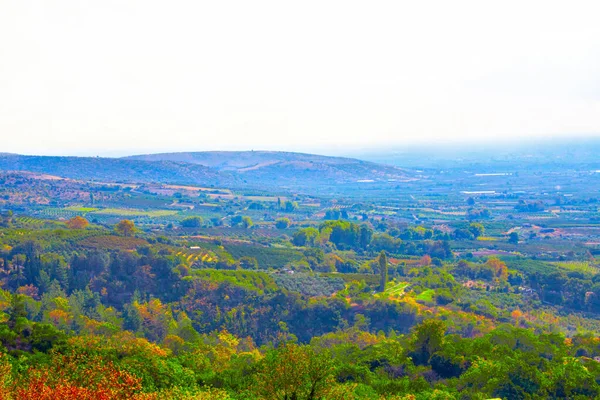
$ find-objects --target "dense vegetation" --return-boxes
[2,151,600,398]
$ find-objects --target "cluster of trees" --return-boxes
[277,198,298,212]
[231,215,253,229]
[0,210,13,228]
[515,200,545,212]
[292,221,452,259]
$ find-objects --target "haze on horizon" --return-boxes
[1,0,600,157]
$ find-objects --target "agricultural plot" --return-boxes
[175,248,217,266]
[223,243,303,268]
[64,206,99,213]
[35,208,81,220]
[382,281,411,298]
[274,273,345,297]
[15,216,58,228]
[91,208,178,217]
[552,261,600,275]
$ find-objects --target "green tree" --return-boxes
[468,223,485,238]
[409,319,446,365]
[181,216,203,228]
[292,228,319,247]
[378,251,388,292]
[275,218,291,229]
[509,231,519,244]
[359,224,373,249]
[242,216,253,229]
[253,343,351,400]
[7,293,28,329]
[238,256,259,270]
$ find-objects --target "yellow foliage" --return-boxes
[0,353,12,400]
[48,309,73,327]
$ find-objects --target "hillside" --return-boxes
[0,154,234,186]
[0,152,417,190]
[126,150,415,184]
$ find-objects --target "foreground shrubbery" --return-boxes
[2,316,600,399]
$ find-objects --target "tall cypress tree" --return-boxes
[379,250,388,292]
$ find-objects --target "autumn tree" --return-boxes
[420,254,432,267]
[378,250,388,292]
[485,257,508,282]
[115,219,135,236]
[66,216,89,229]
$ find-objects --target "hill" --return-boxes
[0,151,416,189]
[0,154,234,186]
[125,150,414,184]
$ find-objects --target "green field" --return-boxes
[92,208,179,217]
[383,281,411,297]
[416,289,435,302]
[64,206,100,212]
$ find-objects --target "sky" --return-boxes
[1,0,600,156]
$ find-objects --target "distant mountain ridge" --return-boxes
[125,150,380,170]
[0,151,415,188]
[0,154,234,186]
[125,151,413,183]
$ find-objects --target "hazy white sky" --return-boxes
[1,0,600,156]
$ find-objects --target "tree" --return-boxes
[468,223,485,239]
[238,256,259,270]
[242,216,253,229]
[181,216,203,228]
[509,231,519,244]
[7,293,28,329]
[115,219,135,236]
[292,228,319,247]
[253,343,351,400]
[359,224,373,249]
[378,251,388,292]
[486,257,508,281]
[275,218,291,229]
[409,319,446,365]
[66,216,89,229]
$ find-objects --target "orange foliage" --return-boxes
[0,353,11,400]
[486,257,508,281]
[17,284,39,300]
[15,353,142,400]
[48,309,73,327]
[115,219,135,236]
[511,309,523,320]
[66,216,89,229]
